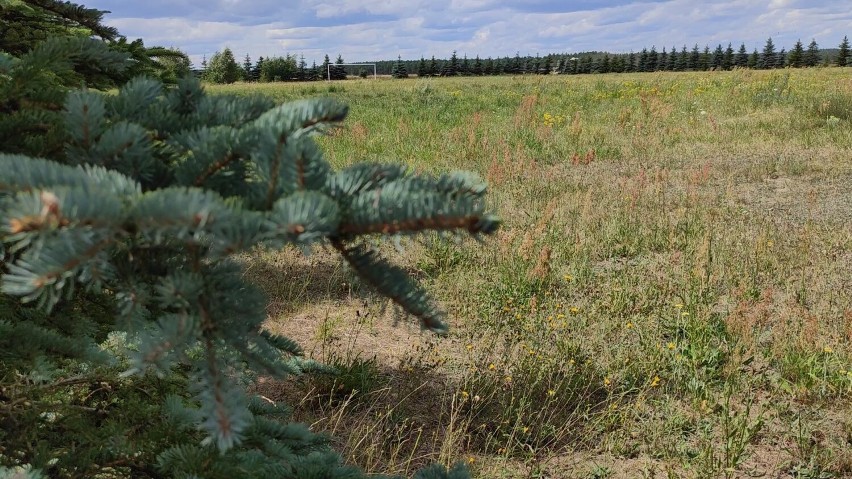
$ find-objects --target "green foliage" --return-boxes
[0,35,129,157]
[837,35,850,67]
[1,0,190,85]
[392,56,408,79]
[1,21,495,479]
[441,51,460,77]
[760,38,777,69]
[260,55,297,82]
[788,40,805,68]
[142,46,191,84]
[805,39,821,67]
[204,47,241,84]
[331,55,347,80]
[0,0,119,57]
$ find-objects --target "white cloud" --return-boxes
[89,0,852,65]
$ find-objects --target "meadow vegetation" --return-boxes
[217,68,852,478]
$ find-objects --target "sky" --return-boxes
[85,0,852,66]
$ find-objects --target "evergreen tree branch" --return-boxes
[23,0,119,40]
[339,212,500,237]
[335,175,499,238]
[192,152,239,187]
[331,239,447,333]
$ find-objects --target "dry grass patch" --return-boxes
[216,68,852,477]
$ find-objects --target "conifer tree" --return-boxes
[321,54,332,80]
[527,54,538,74]
[460,54,470,76]
[472,55,483,76]
[638,48,649,72]
[658,47,668,71]
[252,56,265,81]
[155,48,192,83]
[495,56,506,74]
[735,43,749,68]
[788,40,805,68]
[417,56,427,76]
[428,56,439,77]
[297,54,308,81]
[723,43,735,70]
[579,56,593,74]
[626,51,637,72]
[648,46,659,71]
[510,52,522,75]
[392,55,409,78]
[243,53,253,81]
[614,56,627,73]
[699,45,711,70]
[598,54,610,74]
[748,48,760,68]
[309,60,320,81]
[1,0,185,84]
[711,44,724,70]
[1,7,489,479]
[804,39,820,67]
[521,55,531,74]
[331,54,347,80]
[775,48,787,68]
[0,0,119,56]
[689,44,700,70]
[760,37,776,69]
[676,45,688,71]
[837,35,850,67]
[667,46,678,70]
[442,51,460,76]
[541,54,552,74]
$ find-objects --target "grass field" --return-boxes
[213,68,851,478]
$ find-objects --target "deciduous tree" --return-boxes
[204,47,241,83]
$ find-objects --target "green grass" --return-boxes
[225,68,852,478]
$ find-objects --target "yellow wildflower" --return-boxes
[667,342,676,350]
[823,346,833,354]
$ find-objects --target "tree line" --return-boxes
[199,36,850,84]
[201,50,354,83]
